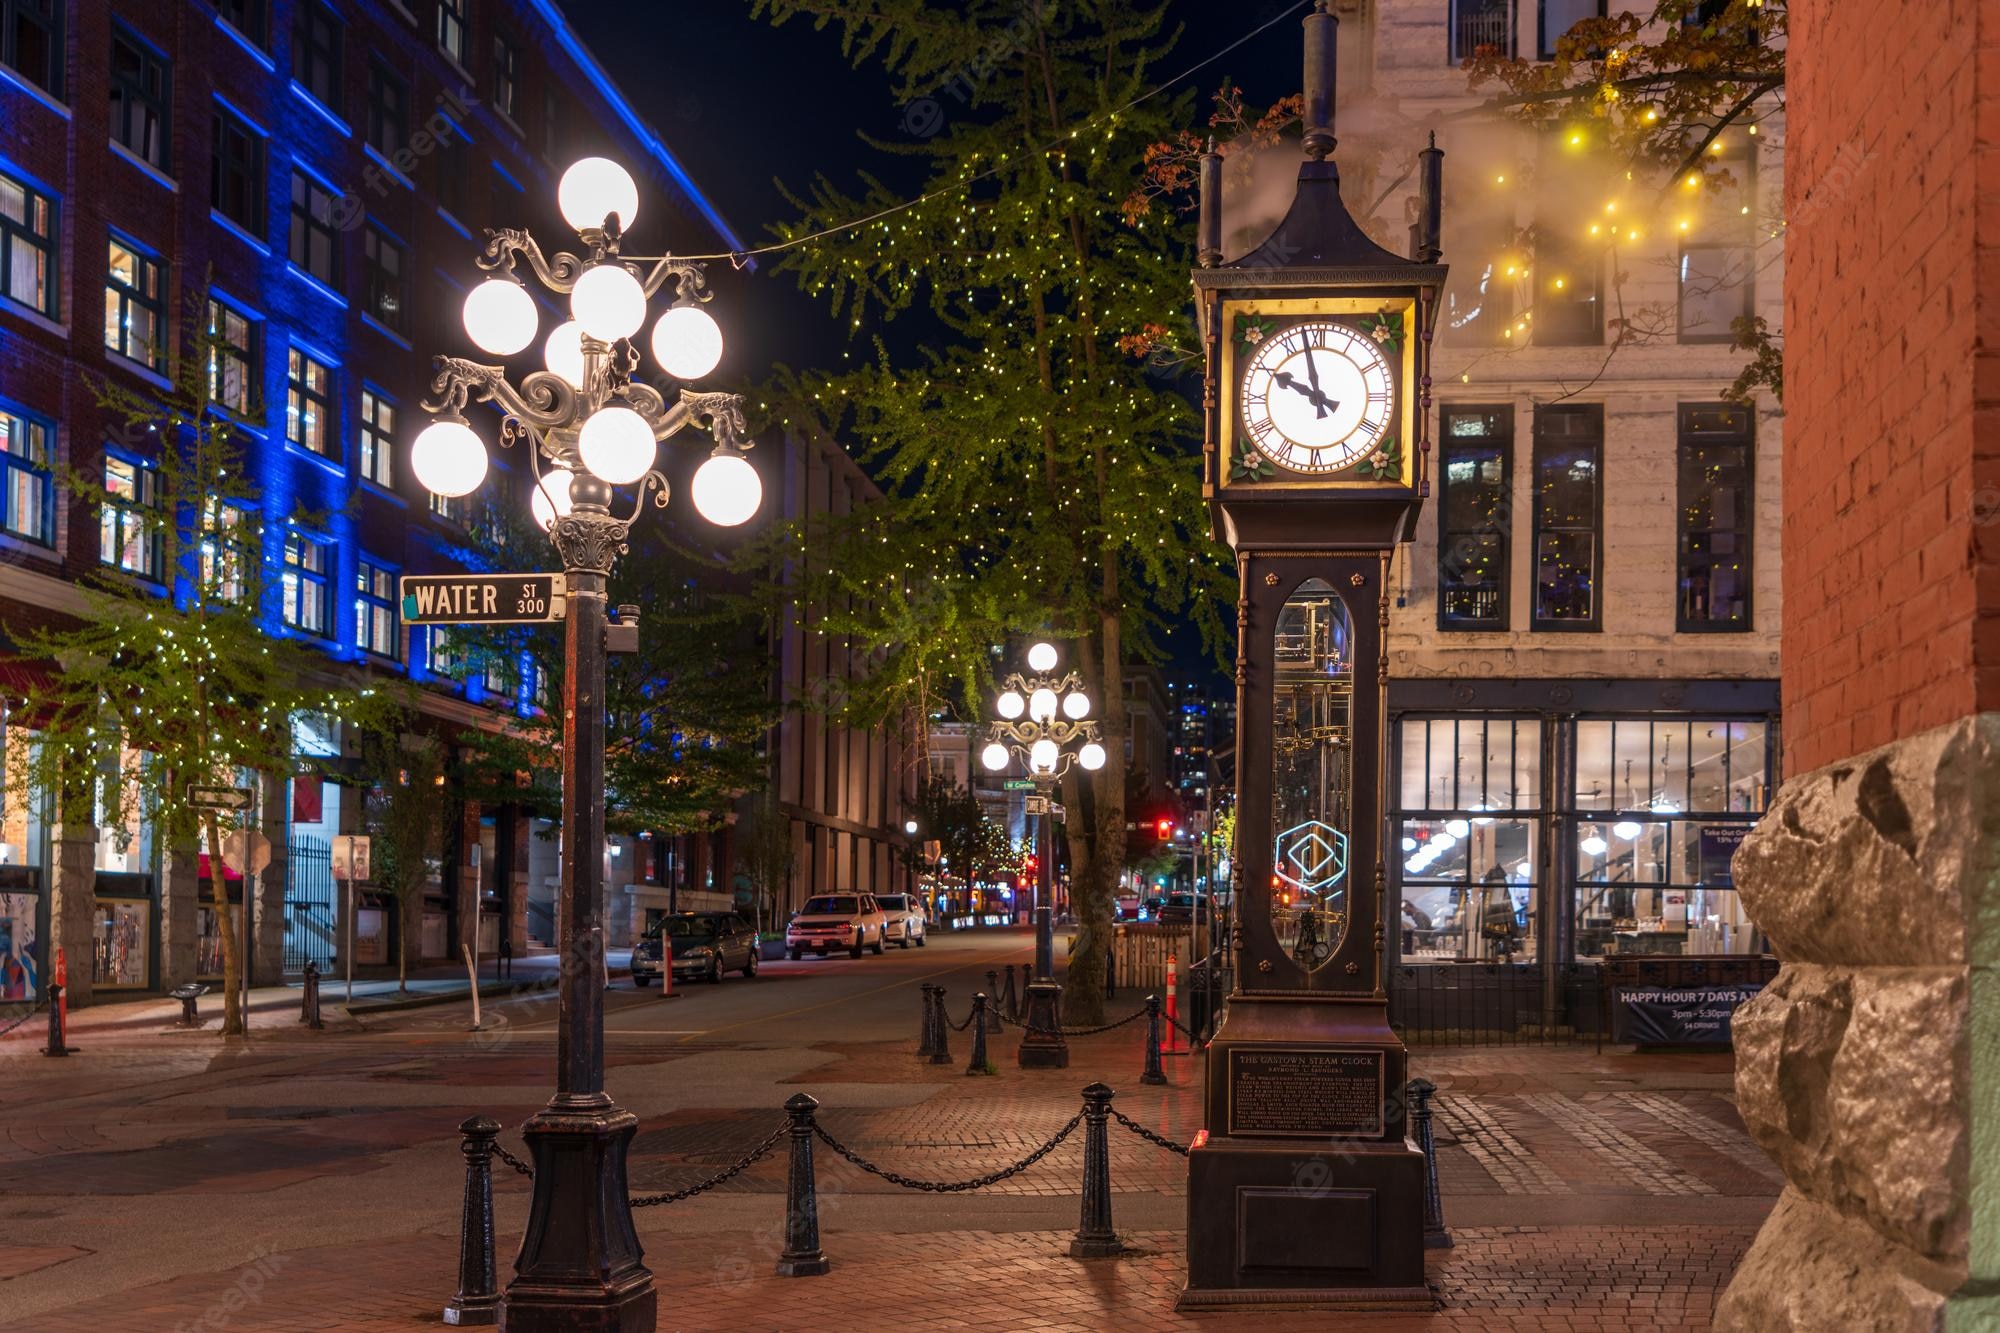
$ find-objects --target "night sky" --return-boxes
[564,1,1313,688]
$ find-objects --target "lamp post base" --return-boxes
[1016,979,1069,1068]
[501,1101,655,1333]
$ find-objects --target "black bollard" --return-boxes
[1001,964,1019,1022]
[1105,947,1116,1001]
[776,1093,831,1276]
[1070,1083,1123,1258]
[443,1115,501,1325]
[1407,1078,1452,1249]
[983,971,1003,1032]
[929,988,953,1066]
[917,983,939,1058]
[966,994,990,1074]
[301,962,324,1030]
[42,982,68,1057]
[1139,994,1167,1087]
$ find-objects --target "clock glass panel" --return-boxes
[1239,320,1395,474]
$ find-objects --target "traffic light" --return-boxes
[1156,817,1173,839]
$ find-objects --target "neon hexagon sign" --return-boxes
[1274,820,1349,898]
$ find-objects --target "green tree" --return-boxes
[6,302,393,1034]
[749,0,1231,1022]
[737,786,796,935]
[356,723,445,994]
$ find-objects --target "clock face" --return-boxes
[1239,320,1396,474]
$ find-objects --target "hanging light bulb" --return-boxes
[1078,741,1106,771]
[650,304,724,380]
[1062,690,1090,720]
[1445,818,1471,838]
[1580,832,1609,856]
[570,264,646,342]
[997,690,1025,719]
[690,451,761,527]
[411,418,487,497]
[1028,688,1059,722]
[1612,820,1642,840]
[1029,738,1058,772]
[1026,642,1058,673]
[557,156,639,233]
[980,742,1009,771]
[577,405,655,485]
[462,279,537,356]
[529,467,576,531]
[544,320,586,388]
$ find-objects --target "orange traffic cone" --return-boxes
[1164,951,1185,1055]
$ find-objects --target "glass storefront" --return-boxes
[1398,717,1542,962]
[1,708,46,999]
[93,746,157,990]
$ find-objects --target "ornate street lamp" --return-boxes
[417,156,762,1333]
[980,640,1106,1068]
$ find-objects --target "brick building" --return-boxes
[0,0,897,1003]
[1221,1,1784,1027]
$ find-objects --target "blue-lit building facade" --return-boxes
[0,0,756,1002]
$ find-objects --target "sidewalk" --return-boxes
[1,996,1775,1331]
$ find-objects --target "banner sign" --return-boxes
[1698,824,1749,886]
[1619,983,1764,1047]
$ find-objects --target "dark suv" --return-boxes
[632,912,759,986]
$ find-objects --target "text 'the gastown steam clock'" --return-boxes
[1179,1,1448,1311]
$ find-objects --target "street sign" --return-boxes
[1003,778,1037,791]
[1025,796,1053,815]
[189,785,253,811]
[331,834,372,882]
[222,830,274,877]
[399,572,567,625]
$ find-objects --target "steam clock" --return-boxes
[1179,2,1446,1310]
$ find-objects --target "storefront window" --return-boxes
[1397,717,1544,961]
[0,891,38,998]
[93,745,153,874]
[1572,718,1768,957]
[1270,578,1353,971]
[93,899,151,987]
[1,711,45,870]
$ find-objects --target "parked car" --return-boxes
[632,912,760,986]
[1155,892,1197,924]
[786,893,890,959]
[874,893,928,948]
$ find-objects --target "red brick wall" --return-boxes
[1783,0,2000,773]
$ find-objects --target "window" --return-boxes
[436,127,467,218]
[210,106,266,235]
[355,557,399,658]
[1395,716,1543,962]
[110,27,172,172]
[99,455,161,578]
[105,238,167,370]
[368,61,408,159]
[1450,0,1512,61]
[1677,404,1754,631]
[491,33,518,120]
[429,488,464,525]
[1,0,62,99]
[286,347,334,456]
[1538,0,1601,59]
[282,532,332,635]
[213,0,268,45]
[1530,404,1601,630]
[1437,406,1511,631]
[1532,136,1602,345]
[199,500,250,603]
[205,299,258,416]
[359,387,394,487]
[288,172,339,284]
[292,1,343,113]
[0,169,57,316]
[437,0,467,66]
[1679,149,1756,342]
[426,625,463,677]
[0,405,53,545]
[362,224,405,332]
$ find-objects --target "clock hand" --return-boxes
[1302,347,1328,419]
[1274,371,1339,415]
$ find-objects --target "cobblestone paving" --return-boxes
[1519,1093,1719,1197]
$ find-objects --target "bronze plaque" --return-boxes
[1226,1047,1385,1138]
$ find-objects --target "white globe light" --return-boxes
[570,264,646,342]
[1612,820,1642,840]
[558,156,639,233]
[529,467,576,532]
[1432,832,1456,852]
[1028,688,1059,722]
[1062,691,1090,720]
[1580,834,1609,856]
[1029,738,1059,772]
[1445,818,1471,838]
[904,819,918,835]
[1078,742,1106,771]
[462,279,538,356]
[650,304,724,380]
[411,419,487,497]
[980,742,1009,772]
[690,452,761,527]
[997,690,1025,720]
[1401,836,1418,851]
[1026,641,1058,673]
[577,405,656,485]
[544,320,586,387]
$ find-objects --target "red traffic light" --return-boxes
[1156,818,1173,838]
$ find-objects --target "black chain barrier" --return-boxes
[946,1003,979,1033]
[1013,1004,1151,1039]
[492,1141,535,1179]
[812,1114,1082,1193]
[1164,1010,1209,1048]
[631,1123,788,1208]
[0,997,48,1041]
[1109,1106,1191,1157]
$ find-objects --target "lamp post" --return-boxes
[979,640,1106,1068]
[416,156,762,1333]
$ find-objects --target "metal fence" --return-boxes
[283,838,337,975]
[1389,962,1608,1046]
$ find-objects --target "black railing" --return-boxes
[1451,0,1514,60]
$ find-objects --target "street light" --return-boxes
[417,154,761,1333]
[981,640,1103,1068]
